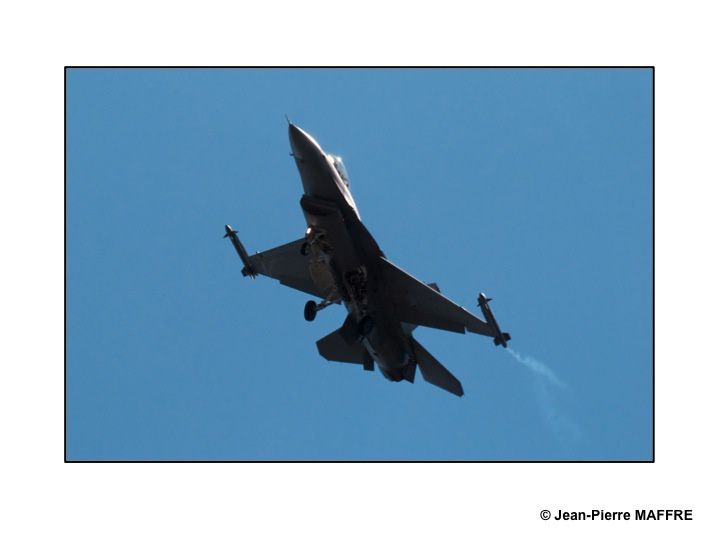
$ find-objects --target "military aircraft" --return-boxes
[225,123,510,396]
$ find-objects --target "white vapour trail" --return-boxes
[506,348,564,388]
[506,347,582,447]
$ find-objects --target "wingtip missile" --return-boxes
[478,292,511,348]
[224,224,257,277]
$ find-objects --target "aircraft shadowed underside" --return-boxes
[225,124,510,396]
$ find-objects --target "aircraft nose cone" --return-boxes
[288,123,321,161]
[288,122,301,141]
[288,123,305,155]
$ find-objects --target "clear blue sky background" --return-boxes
[67,68,652,461]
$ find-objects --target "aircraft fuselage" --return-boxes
[289,124,413,381]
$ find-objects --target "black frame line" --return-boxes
[64,66,655,463]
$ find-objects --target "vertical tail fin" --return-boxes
[402,361,417,383]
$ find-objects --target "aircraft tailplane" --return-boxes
[316,318,370,367]
[411,338,464,397]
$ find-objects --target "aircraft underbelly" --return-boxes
[363,322,408,371]
[297,157,346,204]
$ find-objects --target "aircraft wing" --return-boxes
[248,238,324,298]
[379,257,494,337]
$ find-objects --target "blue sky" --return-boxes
[66,68,652,461]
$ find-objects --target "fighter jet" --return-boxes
[225,123,511,396]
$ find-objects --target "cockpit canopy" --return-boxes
[329,154,350,188]
[328,153,359,217]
